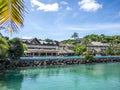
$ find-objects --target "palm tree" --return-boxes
[71,32,79,44]
[71,32,78,40]
[71,32,78,39]
[0,0,24,33]
[0,36,9,59]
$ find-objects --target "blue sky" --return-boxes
[1,0,120,40]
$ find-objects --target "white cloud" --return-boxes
[31,0,59,12]
[66,6,72,11]
[60,1,68,5]
[78,0,102,12]
[66,23,120,31]
[60,1,72,11]
[22,37,33,39]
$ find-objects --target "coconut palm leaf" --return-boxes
[0,36,9,59]
[0,0,24,33]
[0,36,9,50]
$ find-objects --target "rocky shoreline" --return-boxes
[0,58,120,70]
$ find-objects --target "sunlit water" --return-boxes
[0,63,120,90]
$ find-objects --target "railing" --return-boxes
[20,56,120,60]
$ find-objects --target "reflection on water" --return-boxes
[0,70,23,90]
[0,63,120,90]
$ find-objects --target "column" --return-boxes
[51,53,53,56]
[39,53,41,56]
[32,53,34,57]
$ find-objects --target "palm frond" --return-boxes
[0,36,9,50]
[0,0,24,33]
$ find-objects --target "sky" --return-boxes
[1,0,120,40]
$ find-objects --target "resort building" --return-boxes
[87,42,109,55]
[22,38,74,57]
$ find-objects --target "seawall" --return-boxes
[0,58,120,70]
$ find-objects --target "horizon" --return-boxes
[1,0,120,40]
[2,34,120,42]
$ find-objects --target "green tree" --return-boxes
[84,50,94,61]
[81,38,91,47]
[22,43,28,51]
[74,45,86,55]
[9,38,24,60]
[105,47,113,55]
[101,34,106,43]
[45,38,53,42]
[0,36,9,59]
[0,0,24,33]
[84,54,94,61]
[71,32,78,40]
[61,39,75,45]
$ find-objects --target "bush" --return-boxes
[9,38,24,60]
[84,54,94,61]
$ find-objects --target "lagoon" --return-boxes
[0,63,120,90]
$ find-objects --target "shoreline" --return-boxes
[0,58,120,70]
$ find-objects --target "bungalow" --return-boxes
[87,42,109,55]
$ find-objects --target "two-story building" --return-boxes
[23,38,74,57]
[87,42,109,55]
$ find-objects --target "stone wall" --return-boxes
[0,58,120,70]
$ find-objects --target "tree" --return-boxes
[82,34,120,43]
[22,43,28,51]
[101,34,106,43]
[61,39,75,45]
[105,47,113,55]
[9,38,24,60]
[71,32,78,40]
[81,38,91,47]
[84,54,94,61]
[74,45,86,55]
[0,0,25,33]
[45,38,53,42]
[0,36,9,59]
[84,50,94,61]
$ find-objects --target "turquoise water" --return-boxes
[0,63,120,90]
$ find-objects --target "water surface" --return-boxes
[0,63,120,90]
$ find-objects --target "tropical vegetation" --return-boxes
[74,45,86,55]
[8,38,24,60]
[0,36,27,60]
[61,39,75,44]
[71,32,79,40]
[0,36,9,59]
[83,34,120,44]
[0,0,25,60]
[61,34,120,56]
[84,54,94,61]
